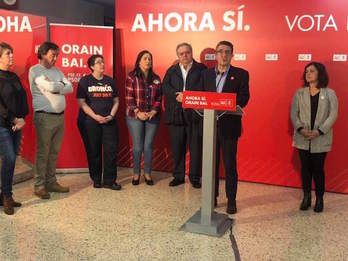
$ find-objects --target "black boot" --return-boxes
[300,192,311,211]
[314,196,324,213]
[227,199,237,214]
[0,193,21,207]
[3,195,14,215]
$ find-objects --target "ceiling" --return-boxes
[84,0,114,7]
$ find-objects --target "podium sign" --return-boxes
[181,91,235,237]
[182,91,236,111]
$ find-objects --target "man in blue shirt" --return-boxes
[200,40,250,214]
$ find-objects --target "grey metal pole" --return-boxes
[201,109,216,225]
[181,109,232,237]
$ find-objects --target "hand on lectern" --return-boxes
[175,92,183,102]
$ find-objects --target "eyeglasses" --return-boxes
[177,51,191,56]
[216,49,232,55]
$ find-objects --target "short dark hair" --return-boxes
[37,41,59,59]
[216,40,234,53]
[0,42,13,56]
[131,50,157,84]
[176,42,192,54]
[302,62,329,88]
[87,54,104,72]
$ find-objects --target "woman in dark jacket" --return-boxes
[0,42,29,215]
[125,50,162,185]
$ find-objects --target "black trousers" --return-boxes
[78,119,118,185]
[298,149,327,197]
[189,121,202,183]
[77,119,91,172]
[215,136,238,200]
[168,121,202,182]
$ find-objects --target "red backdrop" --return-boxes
[0,9,47,163]
[115,0,348,193]
[50,24,114,169]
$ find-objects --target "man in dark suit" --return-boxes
[163,43,207,188]
[200,40,250,214]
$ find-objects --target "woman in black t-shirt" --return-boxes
[76,55,121,190]
[0,42,29,215]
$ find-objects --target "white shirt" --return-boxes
[179,61,193,91]
[29,64,73,113]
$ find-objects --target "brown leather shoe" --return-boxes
[0,193,21,207]
[46,182,69,193]
[34,188,50,199]
[3,195,14,215]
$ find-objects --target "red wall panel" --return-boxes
[0,9,47,164]
[115,0,348,193]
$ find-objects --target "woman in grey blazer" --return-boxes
[290,62,338,213]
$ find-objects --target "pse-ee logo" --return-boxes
[131,5,250,32]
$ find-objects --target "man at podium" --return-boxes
[200,40,250,214]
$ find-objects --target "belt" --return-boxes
[36,110,64,115]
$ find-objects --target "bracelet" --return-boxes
[109,114,115,119]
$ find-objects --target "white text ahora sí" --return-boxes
[131,5,250,32]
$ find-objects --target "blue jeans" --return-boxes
[126,116,159,175]
[0,127,21,197]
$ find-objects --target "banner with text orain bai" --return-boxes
[50,24,114,169]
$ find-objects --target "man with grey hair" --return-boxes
[163,43,206,188]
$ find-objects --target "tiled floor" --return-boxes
[1,168,348,261]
